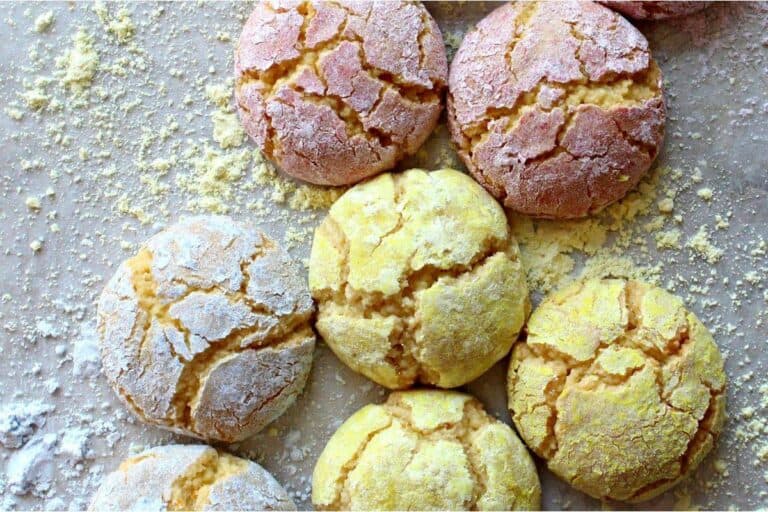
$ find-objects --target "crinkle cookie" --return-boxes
[448,1,665,219]
[88,444,296,511]
[97,215,315,442]
[508,278,726,502]
[312,390,541,510]
[308,169,529,389]
[235,0,447,186]
[601,1,709,20]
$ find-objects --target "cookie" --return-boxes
[97,215,315,442]
[88,444,296,511]
[308,169,529,389]
[602,1,709,20]
[235,1,447,186]
[312,390,541,510]
[508,278,726,502]
[448,1,665,219]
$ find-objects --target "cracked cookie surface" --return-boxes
[601,1,709,20]
[447,1,665,219]
[88,444,296,511]
[97,215,315,442]
[235,0,447,186]
[308,169,529,389]
[507,278,726,502]
[312,390,541,511]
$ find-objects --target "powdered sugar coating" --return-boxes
[235,0,447,186]
[601,1,709,20]
[448,1,666,219]
[88,444,296,511]
[97,216,315,443]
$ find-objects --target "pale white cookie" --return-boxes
[89,444,296,511]
[97,215,315,442]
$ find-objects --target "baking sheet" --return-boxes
[0,1,767,510]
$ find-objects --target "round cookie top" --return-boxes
[601,1,709,20]
[97,215,315,442]
[312,390,541,511]
[448,1,665,219]
[308,169,529,389]
[508,278,726,502]
[235,0,447,186]
[88,444,296,511]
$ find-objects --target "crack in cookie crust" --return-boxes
[96,216,315,442]
[312,390,541,511]
[235,0,448,186]
[88,445,296,511]
[507,278,726,502]
[447,1,666,219]
[308,169,530,389]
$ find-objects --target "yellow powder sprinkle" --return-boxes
[687,225,723,264]
[205,82,233,109]
[34,11,55,33]
[212,111,245,149]
[57,29,99,94]
[510,168,666,293]
[656,229,682,250]
[177,146,253,213]
[25,196,42,211]
[252,157,345,212]
[697,187,713,202]
[94,1,136,43]
[657,197,674,214]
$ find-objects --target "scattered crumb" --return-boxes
[56,29,99,94]
[33,11,54,33]
[687,225,724,264]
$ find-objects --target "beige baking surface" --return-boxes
[0,2,766,510]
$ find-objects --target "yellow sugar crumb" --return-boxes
[205,82,233,109]
[94,1,136,43]
[20,87,51,111]
[30,240,43,253]
[148,157,176,174]
[34,11,55,33]
[57,29,99,94]
[656,229,682,250]
[177,147,252,213]
[25,196,42,211]
[580,255,661,284]
[510,168,666,293]
[658,197,674,214]
[715,214,730,230]
[697,187,713,201]
[252,158,345,212]
[687,225,723,264]
[5,107,24,120]
[212,111,245,149]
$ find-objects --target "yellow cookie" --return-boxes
[309,169,529,389]
[312,389,541,510]
[508,278,727,502]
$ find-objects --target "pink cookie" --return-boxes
[235,1,447,186]
[448,1,665,219]
[601,1,709,20]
